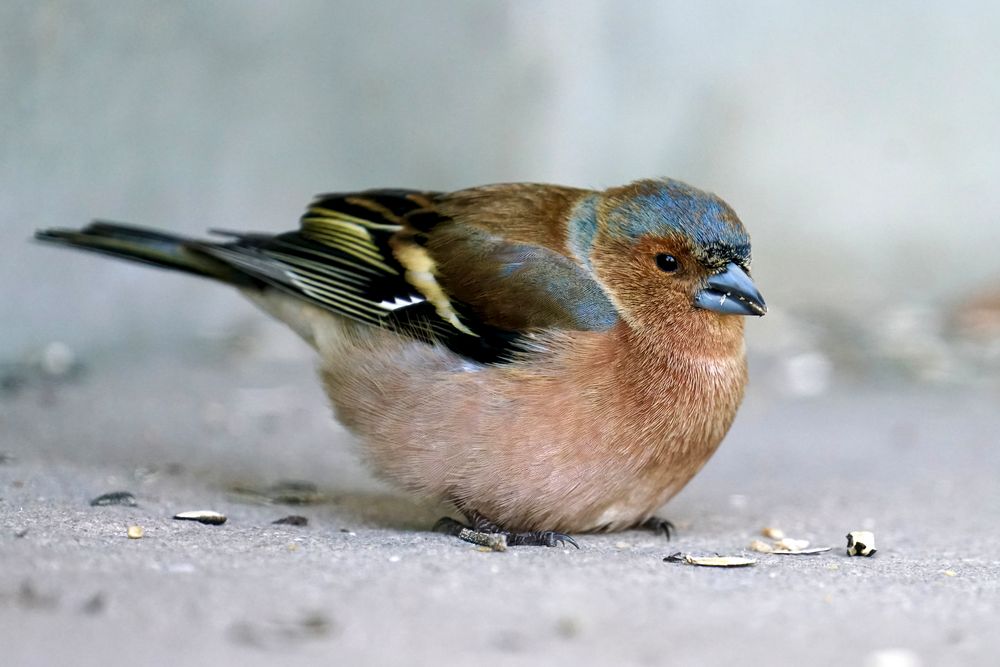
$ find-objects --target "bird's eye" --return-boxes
[655,254,679,273]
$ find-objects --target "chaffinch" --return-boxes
[37,178,766,547]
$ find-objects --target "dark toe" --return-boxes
[551,532,580,549]
[640,517,675,541]
[508,530,579,549]
[432,516,468,536]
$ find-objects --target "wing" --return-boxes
[198,187,618,363]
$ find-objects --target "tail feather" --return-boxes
[35,221,261,287]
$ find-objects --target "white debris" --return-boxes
[847,531,877,556]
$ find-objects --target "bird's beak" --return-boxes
[694,262,767,316]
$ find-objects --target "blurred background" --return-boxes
[3,5,1000,665]
[3,0,999,392]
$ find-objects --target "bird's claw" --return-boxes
[432,516,579,549]
[507,530,579,549]
[639,516,675,541]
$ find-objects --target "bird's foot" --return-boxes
[505,530,578,548]
[637,516,675,540]
[433,515,579,549]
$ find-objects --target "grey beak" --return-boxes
[694,262,767,316]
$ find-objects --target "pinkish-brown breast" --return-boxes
[319,317,748,534]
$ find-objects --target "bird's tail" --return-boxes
[34,221,260,287]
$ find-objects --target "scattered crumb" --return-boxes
[942,570,957,577]
[90,491,138,507]
[774,537,810,551]
[750,535,831,555]
[847,531,877,556]
[227,480,326,506]
[614,541,629,549]
[664,552,756,568]
[762,527,785,540]
[126,525,144,539]
[771,546,832,555]
[272,515,308,526]
[173,510,227,525]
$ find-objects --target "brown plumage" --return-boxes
[36,178,766,544]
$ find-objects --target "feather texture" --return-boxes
[36,178,765,537]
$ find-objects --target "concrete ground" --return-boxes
[1,331,998,667]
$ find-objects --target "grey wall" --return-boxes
[4,1,999,355]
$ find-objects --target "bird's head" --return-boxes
[571,178,766,343]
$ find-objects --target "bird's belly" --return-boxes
[311,315,744,534]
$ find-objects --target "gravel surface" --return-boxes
[2,344,998,667]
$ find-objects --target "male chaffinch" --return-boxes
[37,178,766,547]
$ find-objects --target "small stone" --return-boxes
[126,525,144,539]
[90,491,138,507]
[174,510,227,525]
[272,515,308,526]
[846,531,877,556]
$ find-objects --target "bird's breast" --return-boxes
[315,314,748,533]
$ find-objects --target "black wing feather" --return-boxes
[196,190,525,363]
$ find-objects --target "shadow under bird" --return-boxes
[36,178,766,547]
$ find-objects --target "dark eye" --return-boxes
[655,254,679,273]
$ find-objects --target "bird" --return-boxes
[36,178,766,547]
